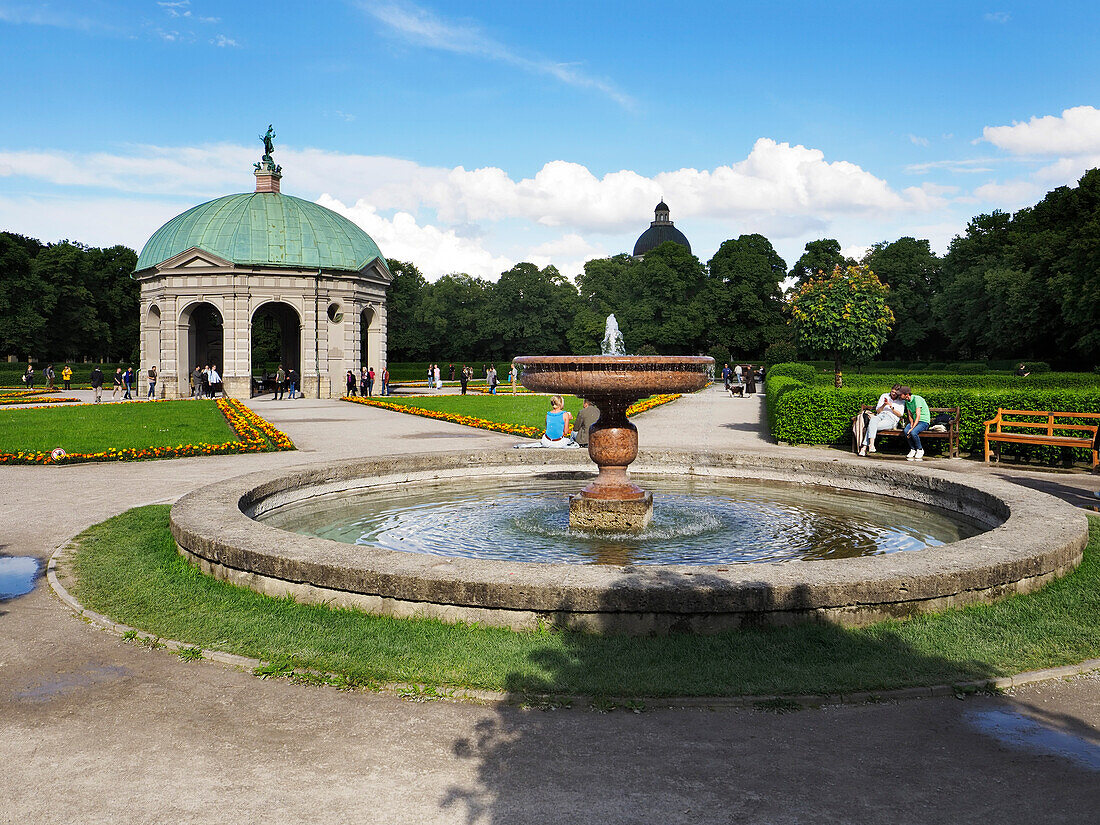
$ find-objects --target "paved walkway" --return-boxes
[1,387,1097,824]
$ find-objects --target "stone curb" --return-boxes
[47,536,1100,713]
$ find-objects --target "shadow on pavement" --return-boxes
[436,566,1100,823]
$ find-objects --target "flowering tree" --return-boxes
[789,264,894,387]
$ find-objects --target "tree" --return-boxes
[705,234,787,357]
[569,254,635,354]
[788,239,852,285]
[414,273,493,360]
[384,259,428,361]
[862,238,943,360]
[789,264,894,387]
[625,242,709,354]
[0,232,46,358]
[488,262,579,359]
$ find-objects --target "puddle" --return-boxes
[0,556,38,599]
[14,665,131,703]
[967,709,1100,771]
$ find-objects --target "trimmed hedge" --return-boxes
[765,363,815,384]
[765,364,1100,465]
[818,372,1100,390]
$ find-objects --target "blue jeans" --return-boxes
[904,420,929,451]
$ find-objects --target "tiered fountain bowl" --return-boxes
[515,355,713,530]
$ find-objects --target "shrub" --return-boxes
[765,363,815,384]
[764,340,798,369]
[950,362,988,374]
[708,346,732,368]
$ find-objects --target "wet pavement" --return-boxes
[0,386,1097,824]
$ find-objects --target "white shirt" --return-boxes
[876,392,904,420]
[734,365,743,376]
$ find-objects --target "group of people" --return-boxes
[189,365,223,399]
[856,384,934,460]
[270,365,299,400]
[345,366,383,398]
[517,395,600,448]
[23,364,76,392]
[721,362,763,396]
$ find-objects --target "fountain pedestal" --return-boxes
[515,355,713,532]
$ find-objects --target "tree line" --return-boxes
[388,168,1100,369]
[3,169,1098,368]
[0,232,139,362]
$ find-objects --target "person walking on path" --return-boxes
[744,364,757,395]
[287,368,298,399]
[90,365,104,403]
[345,370,357,397]
[510,363,518,394]
[22,364,34,390]
[433,364,442,390]
[722,363,731,391]
[61,364,72,391]
[489,365,498,395]
[123,367,133,400]
[112,368,123,400]
[900,386,930,461]
[147,365,157,399]
[380,367,388,396]
[459,365,469,395]
[367,367,375,397]
[360,366,368,397]
[208,365,222,398]
[274,365,285,400]
[45,364,55,390]
[734,363,744,387]
[191,366,201,398]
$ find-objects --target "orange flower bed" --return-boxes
[0,388,79,406]
[0,397,294,465]
[341,393,682,438]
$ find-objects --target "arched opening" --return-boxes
[181,302,224,388]
[359,306,374,367]
[251,302,301,395]
[145,303,162,374]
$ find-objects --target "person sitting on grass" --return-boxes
[858,384,904,456]
[899,385,930,461]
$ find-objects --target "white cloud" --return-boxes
[907,134,930,147]
[356,0,634,109]
[841,244,870,262]
[318,195,515,279]
[211,34,238,47]
[972,179,1042,206]
[982,105,1100,156]
[984,11,1011,24]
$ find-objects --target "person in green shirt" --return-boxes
[899,385,930,461]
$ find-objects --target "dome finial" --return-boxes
[253,125,283,193]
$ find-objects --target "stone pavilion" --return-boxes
[132,129,391,399]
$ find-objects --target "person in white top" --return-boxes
[858,384,905,456]
[433,364,442,389]
[734,363,744,386]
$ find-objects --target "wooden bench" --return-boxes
[852,405,960,458]
[983,409,1099,468]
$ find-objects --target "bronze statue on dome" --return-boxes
[254,125,281,173]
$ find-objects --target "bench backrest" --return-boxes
[985,409,1099,436]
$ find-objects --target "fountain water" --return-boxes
[516,316,712,530]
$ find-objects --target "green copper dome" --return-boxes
[135,192,385,273]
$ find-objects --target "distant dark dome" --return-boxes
[633,224,691,256]
[655,200,669,213]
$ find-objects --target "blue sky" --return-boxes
[2,0,1099,279]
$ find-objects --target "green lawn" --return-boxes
[68,506,1100,698]
[367,393,583,431]
[0,400,237,453]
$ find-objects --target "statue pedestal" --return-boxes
[569,492,653,532]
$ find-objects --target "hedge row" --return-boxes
[797,360,1053,374]
[817,372,1100,390]
[765,365,1100,465]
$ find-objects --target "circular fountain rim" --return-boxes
[515,354,714,371]
[169,449,1088,634]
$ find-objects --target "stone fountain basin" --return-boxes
[169,449,1089,635]
[514,355,712,397]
